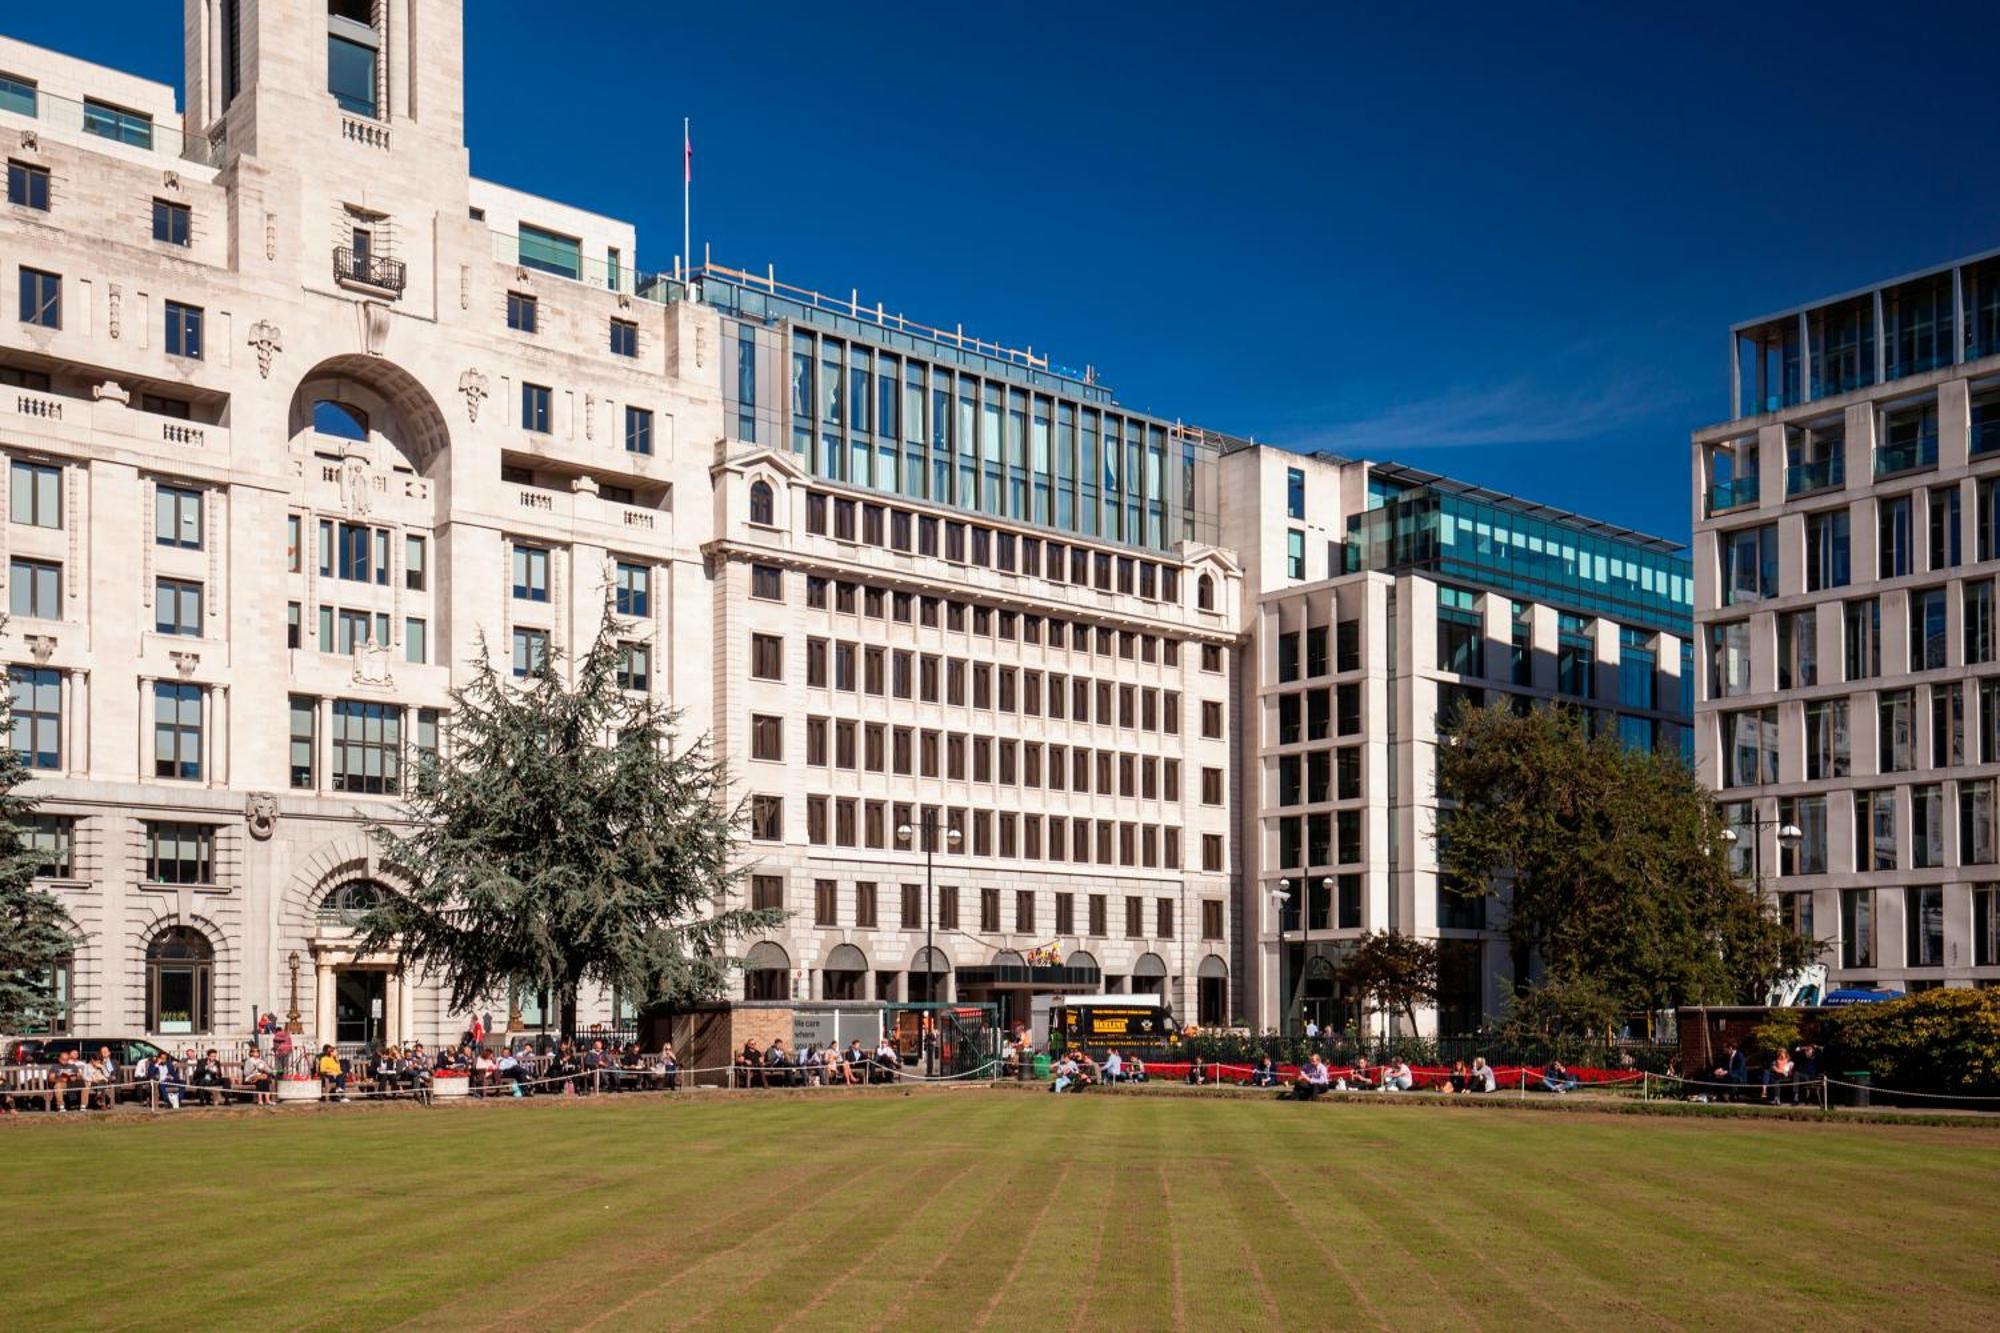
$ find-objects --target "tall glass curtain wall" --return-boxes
[764,323,1207,553]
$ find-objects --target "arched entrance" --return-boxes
[822,943,868,1001]
[743,941,791,1001]
[1197,955,1229,1028]
[1132,952,1168,1001]
[908,946,951,1002]
[145,925,214,1036]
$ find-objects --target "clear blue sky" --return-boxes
[13,2,2000,543]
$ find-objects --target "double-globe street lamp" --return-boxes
[896,813,962,1079]
[1718,816,1803,884]
[1270,875,1334,1038]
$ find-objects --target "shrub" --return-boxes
[1821,989,2000,1094]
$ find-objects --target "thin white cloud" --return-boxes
[1274,372,1698,456]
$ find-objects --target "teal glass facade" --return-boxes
[1346,484,1692,638]
[701,270,1216,554]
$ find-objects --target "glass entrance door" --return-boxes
[335,970,387,1045]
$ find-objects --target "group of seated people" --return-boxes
[735,1036,902,1087]
[1265,1053,1420,1096]
[1048,1047,1162,1092]
[309,1037,685,1101]
[1695,1041,1821,1103]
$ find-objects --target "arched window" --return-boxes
[312,399,370,442]
[748,478,775,527]
[1197,573,1215,611]
[145,925,214,1035]
[317,879,390,928]
[743,940,791,1001]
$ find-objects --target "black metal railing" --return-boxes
[334,247,407,294]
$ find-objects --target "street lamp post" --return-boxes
[897,813,962,1079]
[1270,882,1292,1037]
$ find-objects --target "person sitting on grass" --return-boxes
[1443,1060,1472,1093]
[1289,1052,1332,1101]
[1541,1059,1577,1094]
[1250,1055,1278,1088]
[1127,1054,1148,1084]
[1382,1059,1414,1092]
[1185,1056,1208,1086]
[1761,1046,1795,1104]
[1470,1056,1497,1094]
[1103,1048,1125,1085]
[1348,1055,1377,1091]
[1050,1053,1080,1093]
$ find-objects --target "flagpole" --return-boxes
[682,117,692,281]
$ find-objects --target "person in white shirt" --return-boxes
[1471,1056,1497,1094]
[1383,1059,1414,1092]
[1103,1049,1124,1084]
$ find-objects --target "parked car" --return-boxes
[4,1036,170,1067]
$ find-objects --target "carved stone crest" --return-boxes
[18,130,37,153]
[247,320,282,379]
[459,369,489,422]
[25,634,55,664]
[245,793,278,840]
[169,650,200,679]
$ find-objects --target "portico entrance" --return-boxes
[334,968,388,1045]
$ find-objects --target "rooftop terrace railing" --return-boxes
[487,230,684,305]
[691,261,1111,400]
[0,79,225,169]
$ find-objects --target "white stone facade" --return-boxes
[1695,252,2000,993]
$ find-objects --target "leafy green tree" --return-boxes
[0,647,72,1032]
[1338,930,1438,1031]
[1435,705,1804,1024]
[357,616,781,1039]
[1822,988,2000,1094]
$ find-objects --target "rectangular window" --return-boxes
[750,633,783,681]
[521,383,552,433]
[510,627,549,678]
[1909,587,1947,672]
[9,667,60,770]
[331,699,403,795]
[624,405,653,455]
[155,485,204,549]
[610,318,638,358]
[10,461,61,528]
[615,560,651,615]
[815,879,837,927]
[1287,529,1306,580]
[517,223,582,279]
[152,682,204,779]
[403,534,426,591]
[152,198,191,246]
[144,822,213,885]
[616,642,650,691]
[24,813,73,880]
[1977,887,2000,967]
[18,267,59,328]
[163,301,204,359]
[154,577,202,636]
[506,291,538,333]
[402,617,427,664]
[751,874,784,910]
[82,97,153,149]
[289,695,317,788]
[750,564,782,601]
[1286,466,1306,520]
[1125,896,1144,939]
[1837,890,1876,971]
[1906,887,1944,968]
[326,14,379,118]
[511,545,551,602]
[9,557,60,620]
[749,796,782,842]
[6,159,50,211]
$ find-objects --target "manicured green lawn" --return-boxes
[4,1090,1996,1329]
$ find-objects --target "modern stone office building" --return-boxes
[0,0,1693,1048]
[1222,446,1694,1035]
[1694,249,2000,993]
